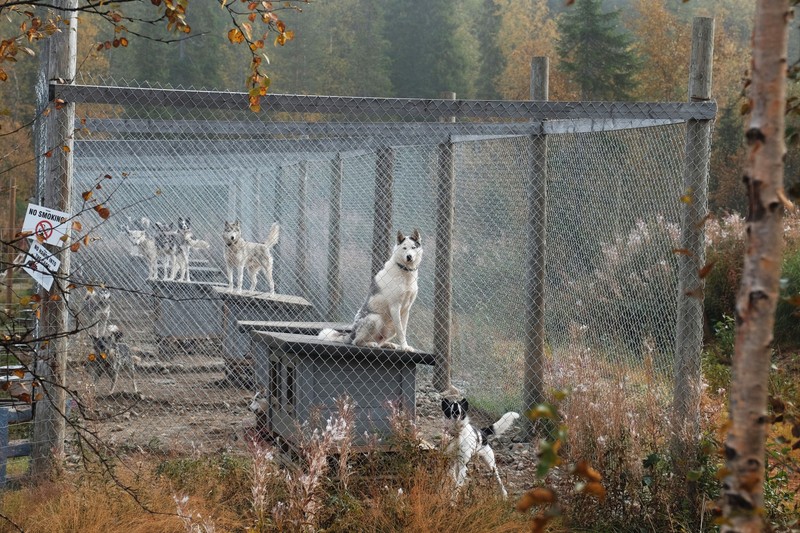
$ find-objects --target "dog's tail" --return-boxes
[318,328,349,343]
[264,222,280,248]
[481,411,520,441]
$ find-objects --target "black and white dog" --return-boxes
[319,229,422,351]
[441,398,520,499]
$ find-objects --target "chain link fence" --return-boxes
[10,75,715,456]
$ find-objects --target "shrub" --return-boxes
[705,210,800,348]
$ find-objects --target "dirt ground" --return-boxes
[74,352,538,499]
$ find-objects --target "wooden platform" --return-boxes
[212,288,316,384]
[148,279,226,358]
[250,331,434,446]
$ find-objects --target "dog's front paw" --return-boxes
[381,342,400,350]
[399,344,415,352]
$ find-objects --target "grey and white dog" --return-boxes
[222,220,280,294]
[87,324,138,394]
[82,285,111,337]
[319,229,422,351]
[176,217,210,282]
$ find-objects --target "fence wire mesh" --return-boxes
[5,78,714,459]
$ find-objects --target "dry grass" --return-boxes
[0,398,530,533]
[544,344,724,530]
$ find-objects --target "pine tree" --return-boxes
[384,0,481,98]
[556,0,639,100]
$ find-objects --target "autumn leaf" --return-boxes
[81,190,93,201]
[72,220,82,231]
[578,481,606,501]
[70,241,80,252]
[516,487,557,512]
[228,28,245,44]
[698,262,716,279]
[573,460,602,482]
[0,68,7,82]
[97,207,111,219]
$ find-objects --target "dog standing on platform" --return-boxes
[223,220,280,294]
[319,229,422,351]
[441,397,519,499]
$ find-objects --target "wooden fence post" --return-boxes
[31,0,78,479]
[523,57,549,438]
[296,161,308,296]
[434,91,456,393]
[327,154,343,319]
[672,15,714,493]
[274,164,287,292]
[371,148,394,278]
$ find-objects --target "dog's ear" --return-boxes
[458,398,469,412]
[411,228,421,245]
[441,398,451,412]
[397,230,405,245]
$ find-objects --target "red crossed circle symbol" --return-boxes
[35,219,54,240]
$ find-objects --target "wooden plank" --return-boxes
[77,117,542,139]
[253,331,436,366]
[54,83,717,120]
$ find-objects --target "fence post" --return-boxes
[523,57,549,438]
[274,165,287,293]
[434,91,456,393]
[31,0,78,479]
[296,161,308,296]
[3,175,16,308]
[327,154,343,320]
[672,15,714,489]
[371,148,394,278]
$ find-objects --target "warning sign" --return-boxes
[20,241,60,291]
[22,203,71,247]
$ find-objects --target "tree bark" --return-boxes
[721,1,790,531]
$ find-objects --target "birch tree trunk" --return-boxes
[721,1,791,531]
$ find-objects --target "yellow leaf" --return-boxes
[81,190,93,201]
[0,69,7,82]
[62,145,70,153]
[228,28,244,44]
[72,220,82,231]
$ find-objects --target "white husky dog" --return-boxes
[126,229,160,280]
[223,220,280,293]
[441,397,520,499]
[319,229,422,351]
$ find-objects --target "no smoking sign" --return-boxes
[22,203,71,247]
